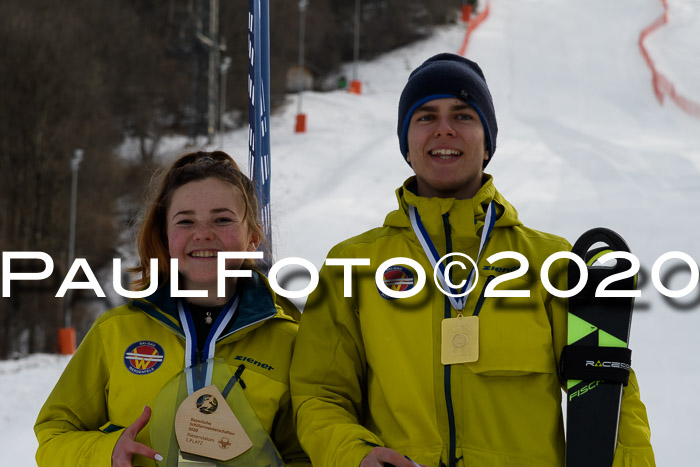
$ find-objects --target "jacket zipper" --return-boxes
[441,212,496,466]
[442,213,458,467]
[473,275,495,317]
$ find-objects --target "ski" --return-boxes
[562,227,636,467]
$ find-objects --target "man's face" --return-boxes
[406,98,489,199]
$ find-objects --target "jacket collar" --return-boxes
[130,271,295,341]
[383,174,522,251]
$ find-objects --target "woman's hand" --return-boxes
[112,406,163,467]
[360,447,426,467]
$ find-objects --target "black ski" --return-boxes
[562,227,636,467]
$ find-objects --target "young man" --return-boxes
[290,53,655,466]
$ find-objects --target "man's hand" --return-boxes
[112,406,163,467]
[360,447,426,467]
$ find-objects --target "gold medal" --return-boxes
[441,314,479,365]
[174,384,253,462]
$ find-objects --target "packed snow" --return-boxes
[3,0,700,465]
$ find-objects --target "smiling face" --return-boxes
[166,177,259,298]
[406,98,489,200]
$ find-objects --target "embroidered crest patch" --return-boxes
[124,341,164,375]
[378,265,415,300]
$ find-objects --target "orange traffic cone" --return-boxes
[57,327,76,354]
[349,80,362,95]
[295,113,307,133]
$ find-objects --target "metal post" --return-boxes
[297,0,308,114]
[64,149,83,329]
[207,0,220,142]
[353,0,360,80]
[295,0,309,133]
[219,55,231,147]
[192,0,206,141]
[349,0,362,94]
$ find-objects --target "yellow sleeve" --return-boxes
[271,383,311,466]
[290,259,380,466]
[34,321,118,467]
[612,370,656,466]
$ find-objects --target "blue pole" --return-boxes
[260,0,272,256]
[248,0,272,271]
[247,0,256,189]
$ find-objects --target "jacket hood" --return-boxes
[129,271,297,341]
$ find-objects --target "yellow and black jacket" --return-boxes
[291,176,655,466]
[35,273,308,467]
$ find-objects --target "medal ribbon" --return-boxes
[409,201,496,311]
[178,294,239,394]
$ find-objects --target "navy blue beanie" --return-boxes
[397,53,498,167]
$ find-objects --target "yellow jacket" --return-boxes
[291,176,654,466]
[35,273,309,467]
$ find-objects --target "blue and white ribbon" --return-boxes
[408,202,496,311]
[178,295,239,394]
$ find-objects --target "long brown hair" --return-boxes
[131,151,264,290]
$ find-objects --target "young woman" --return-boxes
[35,151,307,466]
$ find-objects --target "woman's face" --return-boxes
[166,177,258,294]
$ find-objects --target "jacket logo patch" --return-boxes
[124,341,164,375]
[378,265,415,300]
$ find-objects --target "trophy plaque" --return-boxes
[174,384,253,461]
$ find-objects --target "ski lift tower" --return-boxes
[166,0,222,142]
[193,0,221,143]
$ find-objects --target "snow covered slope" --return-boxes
[3,0,699,464]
